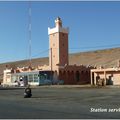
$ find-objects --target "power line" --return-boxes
[69,43,120,50]
[30,43,120,58]
[32,49,49,58]
[22,49,49,67]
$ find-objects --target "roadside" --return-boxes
[1,84,120,90]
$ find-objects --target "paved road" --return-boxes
[0,86,120,119]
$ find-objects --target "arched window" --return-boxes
[81,71,84,74]
[63,71,66,75]
[76,71,80,82]
[59,70,62,75]
[67,71,70,74]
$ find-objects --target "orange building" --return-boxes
[48,17,94,84]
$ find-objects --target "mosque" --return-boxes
[3,17,94,86]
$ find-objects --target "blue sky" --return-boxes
[0,1,120,63]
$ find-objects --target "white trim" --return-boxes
[48,27,69,35]
[29,82,39,86]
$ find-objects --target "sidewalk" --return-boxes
[33,84,92,88]
[1,84,120,90]
[0,86,25,90]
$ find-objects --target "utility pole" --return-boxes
[50,48,53,81]
[28,1,32,68]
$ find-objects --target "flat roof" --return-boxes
[12,70,53,76]
[91,68,120,72]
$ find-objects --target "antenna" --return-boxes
[28,1,32,68]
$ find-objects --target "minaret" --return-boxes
[48,17,69,70]
[55,17,62,27]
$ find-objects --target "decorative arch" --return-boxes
[63,71,66,84]
[67,70,70,74]
[59,70,62,80]
[76,71,80,82]
[63,71,66,75]
[81,71,84,74]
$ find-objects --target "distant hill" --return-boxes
[0,47,120,81]
[69,47,120,68]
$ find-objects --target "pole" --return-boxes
[50,48,53,82]
[91,71,93,85]
[28,1,32,68]
[104,70,106,86]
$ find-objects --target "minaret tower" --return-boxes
[48,17,69,70]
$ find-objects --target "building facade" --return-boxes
[48,17,69,71]
[48,17,94,84]
[91,67,120,86]
[3,17,94,86]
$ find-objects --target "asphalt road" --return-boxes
[0,86,120,119]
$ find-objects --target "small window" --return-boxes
[28,74,33,82]
[34,74,39,82]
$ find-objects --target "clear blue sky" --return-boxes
[0,1,120,63]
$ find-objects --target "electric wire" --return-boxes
[30,43,120,58]
[32,49,49,58]
[70,43,120,50]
